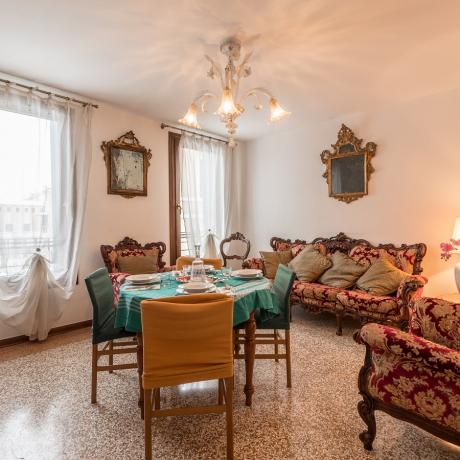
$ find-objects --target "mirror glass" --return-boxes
[330,154,366,195]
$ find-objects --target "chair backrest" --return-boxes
[272,265,296,322]
[85,267,114,334]
[141,293,233,389]
[220,232,251,268]
[176,256,223,270]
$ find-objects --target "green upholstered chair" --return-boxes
[85,267,138,403]
[235,265,296,387]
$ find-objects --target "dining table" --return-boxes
[114,271,280,414]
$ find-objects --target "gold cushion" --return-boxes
[319,251,368,288]
[356,258,409,296]
[118,255,158,274]
[288,246,332,282]
[260,250,293,278]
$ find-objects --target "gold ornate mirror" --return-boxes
[320,124,377,203]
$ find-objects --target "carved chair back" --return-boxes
[220,232,251,268]
[100,236,166,273]
[270,232,427,275]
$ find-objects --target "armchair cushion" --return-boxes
[118,253,158,274]
[410,298,460,351]
[357,323,460,431]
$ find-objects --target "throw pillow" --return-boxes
[260,250,293,278]
[288,246,332,282]
[356,258,409,296]
[318,251,367,288]
[118,255,158,274]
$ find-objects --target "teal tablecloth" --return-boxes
[114,273,279,332]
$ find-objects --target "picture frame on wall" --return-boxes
[101,130,152,198]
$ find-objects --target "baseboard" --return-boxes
[0,319,92,348]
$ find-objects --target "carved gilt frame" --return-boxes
[101,130,152,199]
[320,124,377,203]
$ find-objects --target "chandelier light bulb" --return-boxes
[268,98,290,123]
[216,87,239,117]
[178,102,200,129]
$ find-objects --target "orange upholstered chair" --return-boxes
[140,293,234,460]
[175,256,223,270]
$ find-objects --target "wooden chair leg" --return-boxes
[154,388,161,410]
[108,340,114,373]
[274,329,279,362]
[218,379,224,405]
[91,344,98,404]
[144,389,153,460]
[285,329,292,388]
[225,377,234,460]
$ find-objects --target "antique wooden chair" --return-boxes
[141,294,234,459]
[220,232,251,269]
[85,268,138,403]
[235,265,296,387]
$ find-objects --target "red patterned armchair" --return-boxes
[100,237,168,301]
[354,297,460,450]
[243,233,427,335]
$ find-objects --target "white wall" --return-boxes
[243,88,460,297]
[0,103,171,340]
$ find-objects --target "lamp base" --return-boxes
[455,263,460,293]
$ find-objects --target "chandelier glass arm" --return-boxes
[192,91,217,112]
[239,87,274,109]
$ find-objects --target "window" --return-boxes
[0,109,52,275]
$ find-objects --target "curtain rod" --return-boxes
[160,122,228,144]
[0,77,99,108]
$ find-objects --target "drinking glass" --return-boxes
[222,267,232,280]
[191,260,206,282]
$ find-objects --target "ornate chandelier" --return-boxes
[178,36,290,147]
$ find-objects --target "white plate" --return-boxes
[125,274,160,284]
[232,269,262,278]
[178,284,216,295]
[182,281,214,293]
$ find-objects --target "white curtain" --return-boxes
[0,83,92,340]
[179,133,232,256]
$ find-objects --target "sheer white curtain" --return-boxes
[179,133,232,256]
[0,83,92,340]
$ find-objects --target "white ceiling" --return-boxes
[1,0,460,139]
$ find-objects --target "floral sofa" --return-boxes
[243,233,427,335]
[100,236,168,301]
[354,297,460,449]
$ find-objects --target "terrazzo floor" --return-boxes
[1,309,459,460]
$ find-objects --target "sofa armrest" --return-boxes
[396,275,426,307]
[242,257,265,273]
[355,323,460,375]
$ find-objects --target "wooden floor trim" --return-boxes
[0,319,92,348]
